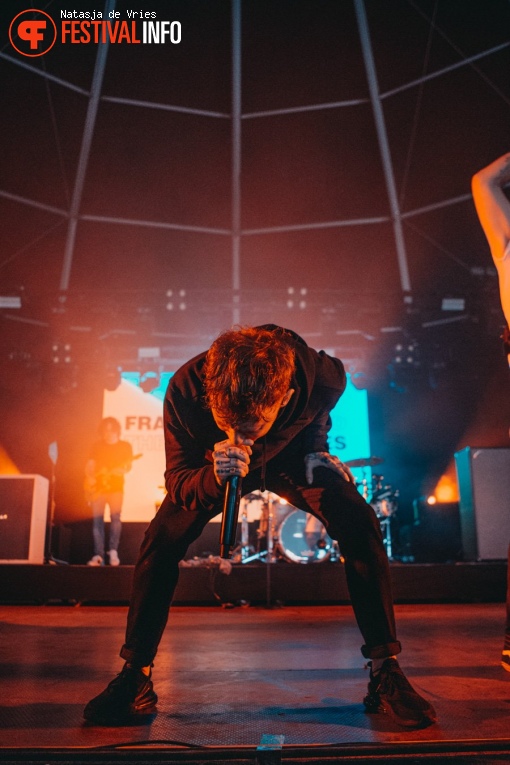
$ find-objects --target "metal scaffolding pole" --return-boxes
[354,0,412,295]
[231,0,242,325]
[59,0,116,292]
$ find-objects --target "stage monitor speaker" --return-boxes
[454,447,510,561]
[410,501,462,563]
[0,475,49,563]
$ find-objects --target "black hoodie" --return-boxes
[163,326,346,512]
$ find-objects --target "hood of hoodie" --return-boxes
[164,325,345,472]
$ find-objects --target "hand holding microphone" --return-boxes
[212,438,252,486]
[213,437,253,559]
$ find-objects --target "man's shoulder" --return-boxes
[168,351,206,394]
[296,343,346,390]
[165,353,208,426]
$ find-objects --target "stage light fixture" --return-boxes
[388,338,423,393]
[392,340,419,367]
[442,297,465,311]
[166,288,186,310]
[0,296,21,309]
[51,341,72,364]
[139,371,159,394]
[138,347,160,360]
[287,287,307,309]
[432,474,458,503]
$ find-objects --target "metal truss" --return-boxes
[1,0,508,326]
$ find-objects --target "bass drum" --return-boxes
[278,509,333,563]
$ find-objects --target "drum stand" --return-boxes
[371,474,397,562]
[235,492,280,607]
[379,516,393,560]
[239,492,279,564]
[44,441,68,565]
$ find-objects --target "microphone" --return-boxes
[220,474,243,559]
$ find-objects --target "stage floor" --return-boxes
[1,602,510,761]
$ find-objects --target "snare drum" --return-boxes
[278,509,333,563]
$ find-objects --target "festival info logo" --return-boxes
[9,9,57,57]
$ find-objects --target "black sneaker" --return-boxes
[83,664,158,725]
[363,658,436,728]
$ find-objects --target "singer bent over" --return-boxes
[84,325,436,729]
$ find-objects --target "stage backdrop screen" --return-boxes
[102,371,371,522]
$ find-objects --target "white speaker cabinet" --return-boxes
[454,447,510,561]
[0,475,49,563]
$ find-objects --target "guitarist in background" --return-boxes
[85,417,134,566]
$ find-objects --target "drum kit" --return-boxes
[237,493,340,564]
[346,456,399,560]
[235,456,399,564]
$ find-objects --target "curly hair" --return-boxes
[203,327,296,426]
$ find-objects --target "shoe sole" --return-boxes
[83,691,158,726]
[364,692,436,729]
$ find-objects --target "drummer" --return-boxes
[84,324,436,730]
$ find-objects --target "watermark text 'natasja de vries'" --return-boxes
[60,9,181,44]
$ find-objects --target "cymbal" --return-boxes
[345,456,384,468]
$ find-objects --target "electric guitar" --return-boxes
[84,453,142,502]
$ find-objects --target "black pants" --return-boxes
[120,460,401,666]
